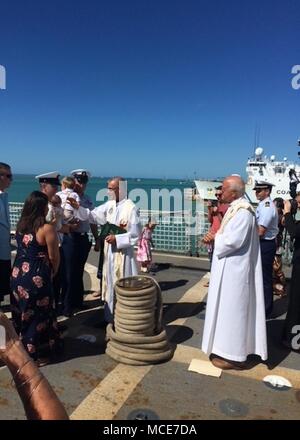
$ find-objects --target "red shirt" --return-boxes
[209,203,229,233]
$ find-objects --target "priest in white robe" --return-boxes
[201,176,267,370]
[70,177,141,323]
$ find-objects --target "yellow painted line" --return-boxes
[84,262,98,275]
[70,363,152,420]
[164,273,208,327]
[229,363,300,388]
[165,275,300,388]
[170,318,187,326]
[153,252,209,262]
[173,344,300,389]
[172,344,207,364]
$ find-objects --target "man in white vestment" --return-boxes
[70,177,141,323]
[201,176,268,370]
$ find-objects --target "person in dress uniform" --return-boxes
[254,181,279,318]
[35,171,61,204]
[35,172,77,314]
[60,169,99,317]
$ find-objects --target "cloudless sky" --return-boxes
[0,0,299,179]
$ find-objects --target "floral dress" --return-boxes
[10,232,62,360]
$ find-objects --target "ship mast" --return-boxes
[253,124,261,157]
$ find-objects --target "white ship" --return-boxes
[194,147,300,203]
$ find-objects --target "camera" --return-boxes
[290,198,298,216]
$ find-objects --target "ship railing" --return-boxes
[8,202,293,262]
[9,202,24,234]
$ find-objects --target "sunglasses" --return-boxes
[0,173,13,179]
[255,189,264,193]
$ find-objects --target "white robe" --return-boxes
[75,198,141,314]
[201,197,268,362]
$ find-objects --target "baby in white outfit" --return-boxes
[56,176,80,224]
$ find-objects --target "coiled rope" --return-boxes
[106,275,173,366]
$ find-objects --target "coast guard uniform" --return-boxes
[35,171,63,311]
[61,169,93,315]
[35,171,61,223]
[35,171,60,187]
[254,181,278,317]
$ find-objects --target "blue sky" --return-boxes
[0,0,299,179]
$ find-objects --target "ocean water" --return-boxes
[8,174,195,212]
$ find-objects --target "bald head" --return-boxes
[107,176,127,202]
[221,176,245,203]
[108,176,124,185]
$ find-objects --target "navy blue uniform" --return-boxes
[61,193,93,315]
[256,197,278,317]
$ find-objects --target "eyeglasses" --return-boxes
[0,173,13,179]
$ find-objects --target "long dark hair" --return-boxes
[17,191,49,234]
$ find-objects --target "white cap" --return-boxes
[253,180,275,190]
[70,169,91,183]
[35,171,60,185]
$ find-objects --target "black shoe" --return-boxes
[58,322,68,332]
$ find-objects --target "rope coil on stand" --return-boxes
[105,275,173,366]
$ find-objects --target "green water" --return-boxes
[8,175,195,211]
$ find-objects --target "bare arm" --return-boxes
[67,198,107,225]
[58,224,70,234]
[0,313,68,420]
[207,202,213,224]
[43,224,60,276]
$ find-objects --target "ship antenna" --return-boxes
[253,123,260,156]
[253,125,257,156]
[257,124,261,147]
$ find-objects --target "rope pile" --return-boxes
[106,276,173,366]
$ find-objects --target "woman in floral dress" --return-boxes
[10,191,62,366]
